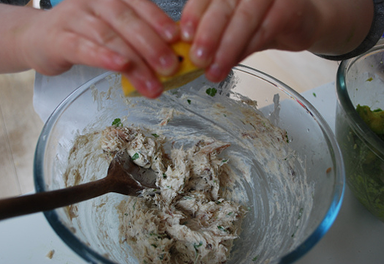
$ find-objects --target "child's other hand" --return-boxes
[180,0,373,83]
[22,0,180,98]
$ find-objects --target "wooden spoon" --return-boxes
[0,150,158,221]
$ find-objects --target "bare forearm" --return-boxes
[0,4,40,73]
[309,0,374,57]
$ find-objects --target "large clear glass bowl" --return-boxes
[336,40,384,222]
[34,65,344,264]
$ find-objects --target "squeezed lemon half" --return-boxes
[121,41,204,97]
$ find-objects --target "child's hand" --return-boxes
[180,0,373,83]
[2,0,181,98]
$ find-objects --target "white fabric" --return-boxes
[33,65,106,123]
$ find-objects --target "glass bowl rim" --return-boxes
[34,64,345,264]
[336,39,384,157]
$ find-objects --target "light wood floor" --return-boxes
[0,70,43,198]
[0,50,339,199]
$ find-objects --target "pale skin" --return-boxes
[0,0,180,98]
[0,0,375,98]
[180,0,374,82]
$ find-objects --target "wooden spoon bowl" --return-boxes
[0,151,157,221]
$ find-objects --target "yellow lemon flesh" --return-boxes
[121,41,204,97]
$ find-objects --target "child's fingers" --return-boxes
[121,68,164,99]
[124,0,179,42]
[182,0,317,82]
[180,0,211,42]
[204,0,273,82]
[39,0,169,98]
[241,0,317,57]
[54,32,164,99]
[182,0,240,68]
[92,0,179,77]
[65,11,133,59]
[30,30,126,75]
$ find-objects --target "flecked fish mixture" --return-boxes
[99,124,247,264]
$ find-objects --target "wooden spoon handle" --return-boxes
[0,178,111,221]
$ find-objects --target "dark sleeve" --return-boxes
[0,0,30,5]
[316,0,384,60]
[39,0,51,9]
[150,0,187,21]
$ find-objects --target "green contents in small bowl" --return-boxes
[353,105,384,219]
[356,105,384,137]
[336,40,384,222]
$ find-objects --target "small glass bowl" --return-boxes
[336,39,384,222]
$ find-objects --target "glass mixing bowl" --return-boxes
[336,40,384,222]
[34,65,344,264]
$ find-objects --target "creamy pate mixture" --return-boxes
[82,124,247,264]
[62,82,313,264]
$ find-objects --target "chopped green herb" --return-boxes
[187,99,191,104]
[151,244,158,248]
[152,133,159,138]
[124,213,128,216]
[252,255,259,261]
[193,242,203,251]
[217,225,227,232]
[150,232,167,239]
[194,252,200,264]
[163,173,167,179]
[366,77,373,82]
[206,87,217,97]
[112,118,122,127]
[356,105,384,134]
[227,212,233,216]
[298,208,304,220]
[159,254,165,260]
[312,93,316,97]
[131,153,139,160]
[291,226,299,238]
